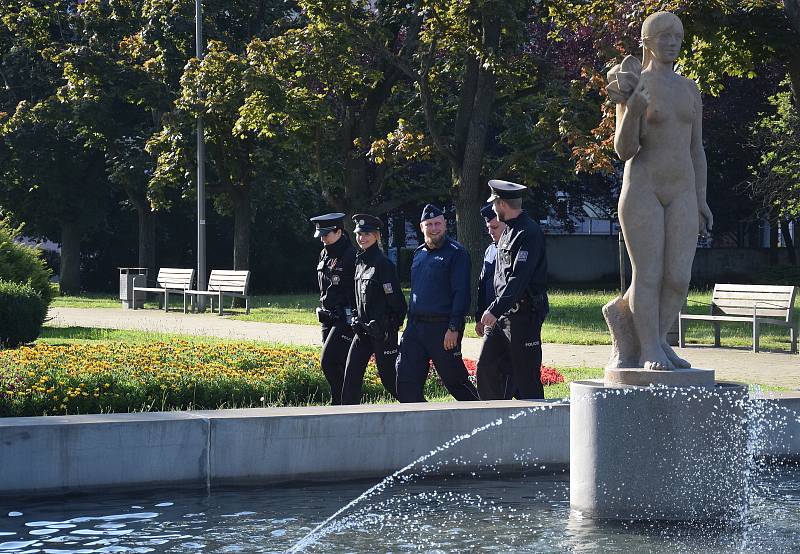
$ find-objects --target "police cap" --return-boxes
[352,214,382,233]
[480,203,496,222]
[487,179,527,202]
[420,204,444,222]
[309,212,345,238]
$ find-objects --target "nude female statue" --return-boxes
[604,11,713,370]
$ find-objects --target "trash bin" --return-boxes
[119,267,148,309]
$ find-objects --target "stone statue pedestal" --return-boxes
[604,367,715,387]
[570,378,748,521]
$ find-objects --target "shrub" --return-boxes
[753,265,800,287]
[0,280,48,349]
[0,216,53,303]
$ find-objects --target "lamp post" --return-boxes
[196,0,207,309]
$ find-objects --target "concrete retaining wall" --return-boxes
[1,394,797,497]
[0,401,568,497]
[545,235,782,284]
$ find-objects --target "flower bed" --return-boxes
[460,358,564,386]
[0,342,565,417]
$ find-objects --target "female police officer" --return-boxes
[309,212,356,404]
[341,214,407,404]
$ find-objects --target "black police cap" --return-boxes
[480,203,496,222]
[309,212,346,238]
[352,213,382,233]
[420,204,444,222]
[487,179,527,202]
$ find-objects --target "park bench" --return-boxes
[185,269,251,316]
[132,268,195,312]
[678,284,798,353]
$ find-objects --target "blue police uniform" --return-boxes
[475,242,497,321]
[395,205,480,402]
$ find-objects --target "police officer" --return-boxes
[341,214,407,404]
[474,203,514,400]
[310,212,356,404]
[395,204,480,402]
[477,180,549,399]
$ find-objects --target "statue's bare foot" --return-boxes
[641,348,674,370]
[662,343,691,368]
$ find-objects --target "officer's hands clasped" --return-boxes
[480,309,498,330]
[351,316,388,341]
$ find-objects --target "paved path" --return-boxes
[46,307,800,388]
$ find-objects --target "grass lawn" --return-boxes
[52,288,799,352]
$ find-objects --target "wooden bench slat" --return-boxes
[712,293,793,304]
[132,287,170,293]
[208,278,248,285]
[716,308,789,316]
[713,298,792,307]
[208,287,248,293]
[680,314,786,323]
[714,284,795,293]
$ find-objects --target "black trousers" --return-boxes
[395,319,480,402]
[341,332,399,404]
[477,311,545,400]
[320,322,354,405]
[476,349,515,400]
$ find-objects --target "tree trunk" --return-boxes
[454,169,488,316]
[231,186,251,271]
[453,13,500,313]
[59,221,81,295]
[136,203,157,278]
[781,219,798,265]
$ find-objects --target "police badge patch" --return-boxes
[517,250,528,262]
[383,283,394,294]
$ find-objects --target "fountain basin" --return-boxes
[570,380,748,521]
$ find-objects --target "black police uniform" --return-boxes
[310,213,357,405]
[341,215,407,404]
[475,204,514,400]
[395,204,480,403]
[477,181,549,399]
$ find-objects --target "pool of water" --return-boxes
[2,465,799,553]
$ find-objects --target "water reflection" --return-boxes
[0,468,798,553]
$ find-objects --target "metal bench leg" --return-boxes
[753,321,760,353]
[183,293,188,314]
[713,323,720,347]
[218,292,224,316]
[164,291,169,312]
[678,315,685,348]
[790,323,797,354]
[245,297,250,315]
